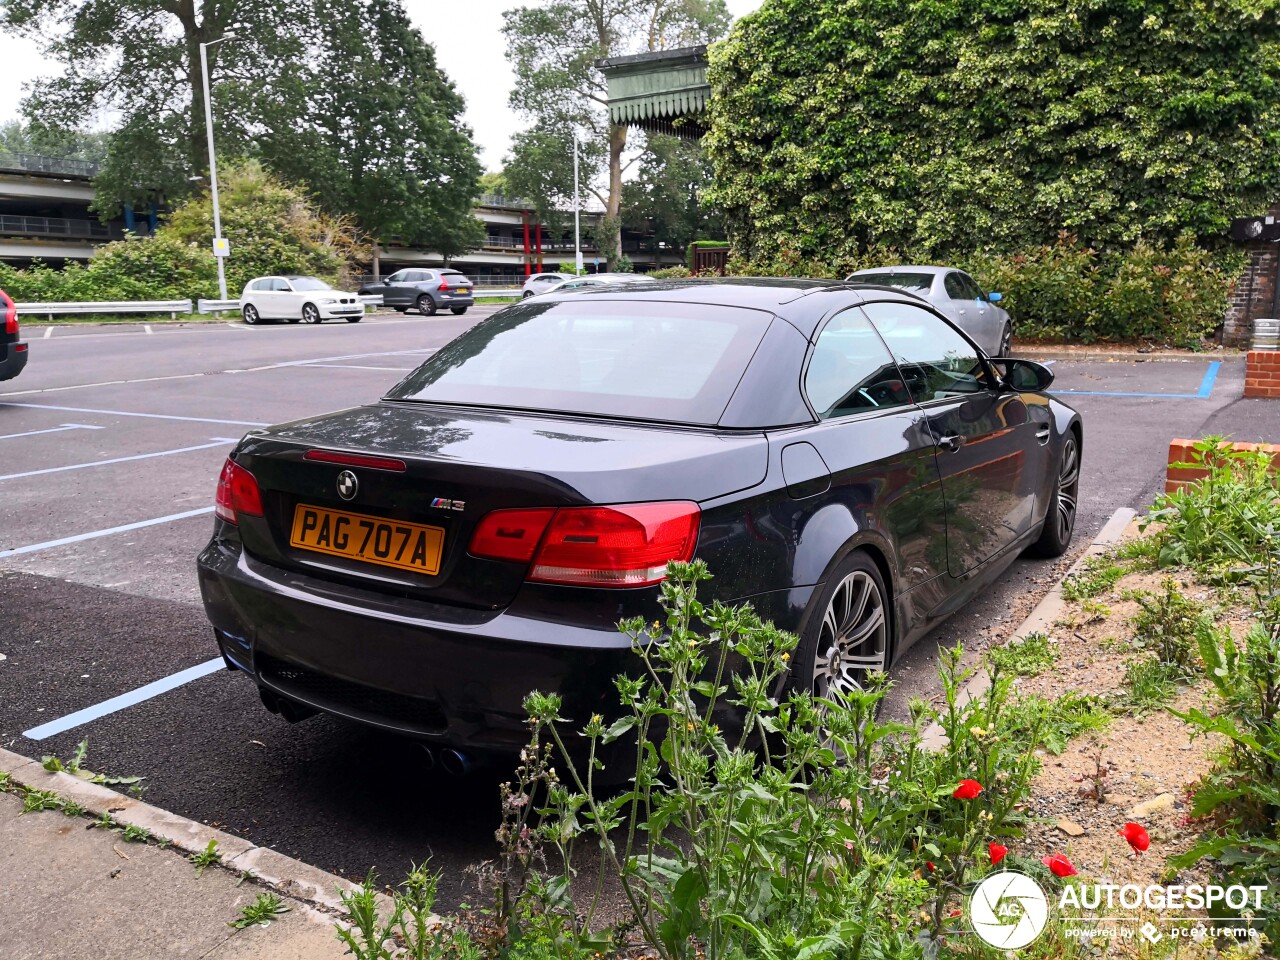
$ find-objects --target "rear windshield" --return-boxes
[852,272,935,294]
[386,299,773,424]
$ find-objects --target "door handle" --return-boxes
[936,434,964,453]
[1035,426,1051,445]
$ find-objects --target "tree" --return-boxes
[705,0,1280,263]
[621,133,723,256]
[258,0,484,276]
[502,0,730,266]
[0,121,109,164]
[2,0,309,214]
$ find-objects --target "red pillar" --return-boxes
[535,221,543,271]
[522,214,531,278]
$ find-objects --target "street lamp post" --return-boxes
[199,34,236,300]
[573,132,584,275]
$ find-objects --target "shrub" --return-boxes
[646,266,692,280]
[477,561,1048,960]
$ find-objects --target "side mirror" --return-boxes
[383,278,392,285]
[995,358,1053,392]
[988,291,1003,302]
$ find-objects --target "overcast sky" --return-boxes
[0,0,763,170]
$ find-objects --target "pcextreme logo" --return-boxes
[967,872,1267,950]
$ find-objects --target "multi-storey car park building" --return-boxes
[0,154,685,284]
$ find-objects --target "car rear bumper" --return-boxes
[0,341,28,381]
[435,293,474,307]
[196,537,637,755]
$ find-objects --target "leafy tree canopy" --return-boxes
[704,0,1280,261]
[0,120,109,164]
[622,133,724,254]
[502,0,730,262]
[2,0,482,264]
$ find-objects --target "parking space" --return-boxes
[0,329,1263,905]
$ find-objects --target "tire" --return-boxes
[417,295,437,317]
[450,306,468,315]
[242,303,261,325]
[302,303,322,324]
[794,551,891,702]
[521,291,534,299]
[998,324,1013,357]
[1026,429,1080,558]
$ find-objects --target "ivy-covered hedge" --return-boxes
[704,0,1280,263]
[728,233,1241,347]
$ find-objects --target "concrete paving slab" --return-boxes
[0,791,345,960]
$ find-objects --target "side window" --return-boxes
[804,310,912,418]
[943,273,968,300]
[269,278,290,292]
[862,301,986,404]
[960,273,986,301]
[386,270,406,283]
[248,279,267,292]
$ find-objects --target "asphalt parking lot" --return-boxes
[0,315,1272,906]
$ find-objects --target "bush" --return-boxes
[470,561,1052,960]
[646,266,692,280]
[685,239,730,271]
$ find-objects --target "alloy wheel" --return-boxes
[813,569,888,701]
[1000,325,1013,356]
[243,304,259,325]
[303,304,321,324]
[1056,435,1080,543]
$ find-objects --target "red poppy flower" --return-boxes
[1119,822,1150,854]
[926,861,936,872]
[953,779,983,800]
[989,842,1008,866]
[1042,853,1077,878]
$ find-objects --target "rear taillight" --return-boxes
[214,458,264,524]
[468,508,557,562]
[469,502,699,585]
[438,280,449,291]
[2,295,16,335]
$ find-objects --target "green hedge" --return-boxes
[727,233,1239,347]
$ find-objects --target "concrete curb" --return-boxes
[918,506,1139,751]
[1011,348,1240,362]
[0,745,361,915]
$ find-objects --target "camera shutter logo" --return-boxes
[969,871,1050,949]
[336,470,359,501]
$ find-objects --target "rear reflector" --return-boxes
[468,507,556,563]
[528,502,700,587]
[304,450,407,472]
[214,458,265,524]
[2,294,16,335]
[15,344,27,353]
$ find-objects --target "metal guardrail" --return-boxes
[16,300,193,320]
[0,214,119,240]
[0,152,101,178]
[196,295,383,316]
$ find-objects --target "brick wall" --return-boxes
[1245,350,1280,398]
[1166,437,1280,494]
[1224,243,1280,346]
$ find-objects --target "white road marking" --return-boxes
[0,402,268,427]
[302,363,418,371]
[0,371,208,397]
[0,423,105,441]
[0,506,215,559]
[0,437,237,482]
[23,658,225,740]
[144,324,153,335]
[43,327,53,339]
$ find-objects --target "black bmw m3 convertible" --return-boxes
[197,279,1081,766]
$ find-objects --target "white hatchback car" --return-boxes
[520,272,571,299]
[240,276,364,325]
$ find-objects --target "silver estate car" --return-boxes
[846,266,1012,356]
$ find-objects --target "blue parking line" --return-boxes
[1056,361,1221,400]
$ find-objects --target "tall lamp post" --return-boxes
[200,33,236,300]
[573,132,584,275]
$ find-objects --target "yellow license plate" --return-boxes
[455,288,470,294]
[290,505,444,575]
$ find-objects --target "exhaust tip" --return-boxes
[440,748,472,777]
[419,744,437,771]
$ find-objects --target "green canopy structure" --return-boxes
[596,45,710,139]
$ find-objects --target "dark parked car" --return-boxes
[0,288,28,382]
[197,279,1081,770]
[359,268,474,316]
